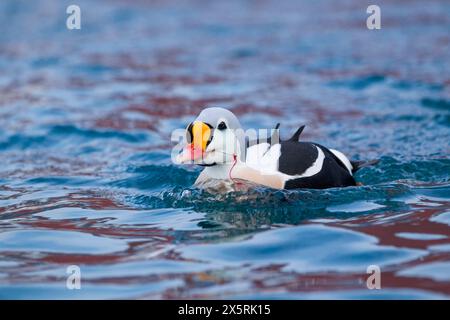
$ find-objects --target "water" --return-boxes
[0,0,449,299]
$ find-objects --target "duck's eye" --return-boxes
[218,121,227,130]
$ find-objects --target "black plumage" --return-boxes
[245,124,377,189]
[277,125,362,189]
[279,142,356,189]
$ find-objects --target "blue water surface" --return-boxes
[0,0,449,299]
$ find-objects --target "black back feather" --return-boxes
[288,125,306,142]
[271,123,280,144]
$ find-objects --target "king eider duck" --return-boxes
[175,107,377,190]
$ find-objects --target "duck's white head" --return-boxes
[176,107,245,166]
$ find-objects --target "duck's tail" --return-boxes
[350,159,379,173]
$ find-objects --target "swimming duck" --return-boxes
[175,107,377,190]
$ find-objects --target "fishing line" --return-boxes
[214,150,242,186]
